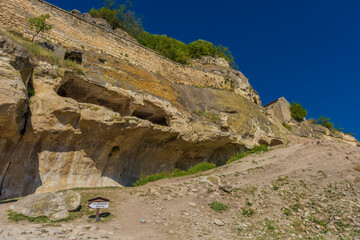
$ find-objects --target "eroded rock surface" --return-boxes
[0,32,284,199]
[10,190,80,219]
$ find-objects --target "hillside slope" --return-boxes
[0,0,285,200]
[0,136,359,239]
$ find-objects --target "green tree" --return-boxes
[27,14,53,42]
[90,0,143,38]
[90,7,121,29]
[290,102,307,121]
[189,39,215,58]
[316,116,334,130]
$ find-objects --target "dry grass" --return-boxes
[0,28,85,75]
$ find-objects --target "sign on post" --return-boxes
[88,202,109,209]
[87,197,110,222]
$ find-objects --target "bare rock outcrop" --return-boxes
[191,56,261,105]
[264,97,358,145]
[0,1,285,200]
[0,34,33,193]
[0,34,283,199]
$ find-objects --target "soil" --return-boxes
[0,136,359,240]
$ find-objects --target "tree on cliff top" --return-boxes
[290,102,307,121]
[27,14,53,42]
[90,0,143,38]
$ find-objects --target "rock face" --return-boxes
[10,190,81,219]
[264,97,358,145]
[1,0,353,201]
[0,34,33,195]
[264,97,292,123]
[0,31,284,199]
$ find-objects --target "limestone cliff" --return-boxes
[2,0,354,201]
[0,0,285,199]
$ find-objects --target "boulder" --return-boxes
[49,210,69,221]
[9,190,81,218]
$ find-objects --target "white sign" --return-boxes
[88,202,109,209]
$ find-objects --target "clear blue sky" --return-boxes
[48,0,360,136]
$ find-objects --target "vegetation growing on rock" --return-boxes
[0,28,84,75]
[27,14,53,42]
[290,102,307,121]
[209,202,229,212]
[134,162,216,187]
[90,0,236,67]
[226,145,268,164]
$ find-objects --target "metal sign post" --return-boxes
[87,197,110,222]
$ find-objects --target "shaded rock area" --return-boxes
[10,190,80,219]
[0,33,284,200]
[0,0,356,201]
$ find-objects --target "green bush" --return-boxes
[209,202,229,212]
[308,118,317,124]
[137,32,190,64]
[316,116,335,131]
[290,102,307,121]
[189,39,216,58]
[89,1,236,67]
[90,7,121,29]
[282,122,292,131]
[134,162,216,186]
[90,0,143,38]
[241,207,255,217]
[226,145,268,164]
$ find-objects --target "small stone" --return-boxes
[219,185,233,193]
[148,188,158,194]
[68,235,77,240]
[188,202,197,207]
[213,219,224,226]
[113,224,121,230]
[169,230,174,234]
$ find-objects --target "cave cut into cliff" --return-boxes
[57,72,170,126]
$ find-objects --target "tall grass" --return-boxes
[227,144,268,164]
[0,28,85,75]
[134,162,216,187]
[135,145,269,187]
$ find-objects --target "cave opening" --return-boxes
[64,51,82,64]
[131,105,169,126]
[57,74,170,127]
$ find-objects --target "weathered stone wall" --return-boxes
[264,97,291,123]
[0,0,260,104]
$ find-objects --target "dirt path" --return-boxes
[1,136,359,239]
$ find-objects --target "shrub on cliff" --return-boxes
[90,7,121,29]
[90,0,143,38]
[188,40,236,68]
[90,1,237,67]
[27,14,53,42]
[290,102,307,121]
[137,32,190,64]
[316,116,335,130]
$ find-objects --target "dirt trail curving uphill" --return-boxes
[0,136,359,239]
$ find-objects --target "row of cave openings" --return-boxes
[56,70,170,127]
